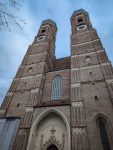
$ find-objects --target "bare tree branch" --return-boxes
[0,0,25,31]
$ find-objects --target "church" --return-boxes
[0,9,113,150]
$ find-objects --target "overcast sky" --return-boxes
[0,0,113,105]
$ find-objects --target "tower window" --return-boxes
[94,96,98,101]
[51,76,62,100]
[28,67,33,73]
[41,29,46,33]
[97,118,111,150]
[85,56,91,62]
[17,103,20,107]
[78,18,83,22]
[90,71,92,75]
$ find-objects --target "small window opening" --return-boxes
[28,67,33,73]
[78,18,83,22]
[91,82,95,85]
[21,91,23,94]
[94,96,98,101]
[17,103,20,107]
[86,56,91,63]
[24,82,27,85]
[90,72,92,75]
[41,29,46,33]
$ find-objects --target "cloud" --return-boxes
[0,0,113,105]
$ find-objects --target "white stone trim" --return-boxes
[71,30,91,37]
[34,42,48,46]
[71,62,111,71]
[71,68,79,71]
[21,76,33,79]
[31,88,39,93]
[106,79,113,83]
[19,66,24,68]
[71,51,96,57]
[13,78,19,80]
[71,49,104,58]
[25,107,34,112]
[6,92,14,96]
[101,62,110,66]
[0,109,6,114]
[71,83,81,87]
[97,49,104,53]
[46,69,70,74]
[73,128,86,134]
[72,102,83,107]
[71,55,78,58]
[72,64,100,71]
[71,39,100,47]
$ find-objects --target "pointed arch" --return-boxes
[97,117,111,150]
[43,141,60,150]
[51,75,62,100]
[47,145,58,150]
[85,56,91,63]
[27,108,70,150]
[93,113,113,150]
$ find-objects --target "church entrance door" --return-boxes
[47,145,58,150]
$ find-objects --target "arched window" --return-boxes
[28,67,33,73]
[97,118,111,150]
[47,145,58,150]
[78,17,83,22]
[51,76,62,100]
[85,56,91,62]
[94,96,98,101]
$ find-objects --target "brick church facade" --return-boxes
[0,9,113,150]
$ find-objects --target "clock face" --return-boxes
[77,24,87,30]
[37,35,45,41]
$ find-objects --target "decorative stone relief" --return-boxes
[25,107,34,112]
[71,83,81,87]
[97,49,104,53]
[40,127,65,150]
[72,102,83,107]
[0,109,6,115]
[72,68,79,71]
[73,128,86,134]
[101,62,110,66]
[6,92,14,96]
[31,88,39,93]
[13,78,19,80]
[106,79,113,83]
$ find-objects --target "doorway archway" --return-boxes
[47,145,58,150]
[27,108,70,150]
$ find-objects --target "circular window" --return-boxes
[77,24,87,30]
[37,35,45,41]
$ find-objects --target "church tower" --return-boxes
[0,9,113,150]
[70,9,113,150]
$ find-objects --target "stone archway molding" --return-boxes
[27,108,70,150]
[43,141,62,150]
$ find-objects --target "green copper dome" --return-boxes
[42,19,57,32]
[71,9,89,20]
